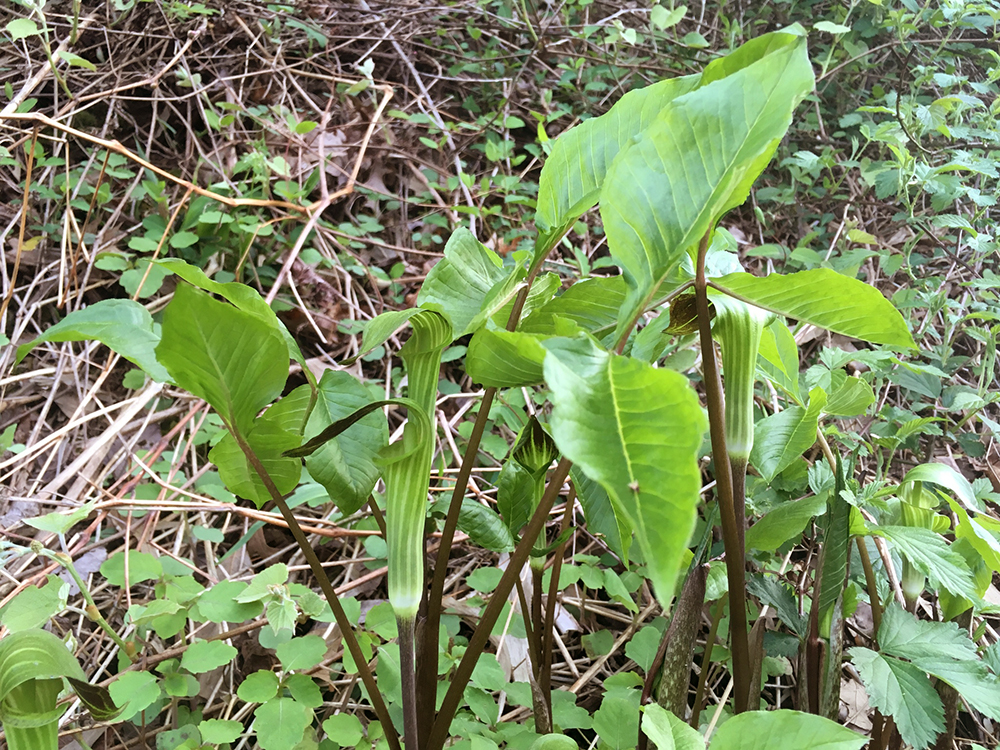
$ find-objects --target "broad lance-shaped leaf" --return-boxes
[543,335,706,605]
[156,258,308,377]
[534,74,700,249]
[156,283,288,435]
[210,386,306,508]
[416,228,505,338]
[382,311,450,618]
[712,268,916,349]
[15,299,170,382]
[465,315,583,388]
[601,31,814,340]
[303,370,388,515]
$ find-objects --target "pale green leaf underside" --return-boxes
[543,336,706,605]
[713,269,916,349]
[751,387,826,482]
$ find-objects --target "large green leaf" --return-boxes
[465,315,584,388]
[601,32,814,337]
[416,228,506,337]
[900,463,978,510]
[15,299,170,382]
[210,387,307,507]
[850,647,943,750]
[156,258,306,372]
[156,284,288,434]
[304,370,388,515]
[543,336,706,605]
[822,376,875,417]
[757,319,800,402]
[531,276,628,335]
[712,269,916,349]
[534,75,700,242]
[750,387,826,482]
[349,308,425,362]
[708,709,865,750]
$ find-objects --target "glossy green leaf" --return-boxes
[750,387,826,482]
[304,370,388,515]
[352,308,425,362]
[15,299,170,382]
[535,74,700,243]
[642,704,704,750]
[900,463,978,511]
[497,460,535,534]
[465,329,549,387]
[490,271,561,328]
[707,709,865,750]
[532,276,628,335]
[0,575,68,633]
[572,467,632,563]
[416,228,505,337]
[712,269,916,349]
[156,284,288,435]
[745,493,827,552]
[850,648,943,750]
[601,32,814,337]
[543,336,706,605]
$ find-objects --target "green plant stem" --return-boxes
[690,593,728,729]
[426,457,572,750]
[39,549,137,663]
[232,425,401,750]
[398,615,420,750]
[368,495,388,538]
[694,230,750,714]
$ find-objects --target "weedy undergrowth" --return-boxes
[6,19,1000,750]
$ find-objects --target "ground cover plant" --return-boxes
[1,2,999,750]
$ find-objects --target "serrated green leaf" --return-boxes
[254,697,313,750]
[874,527,976,600]
[181,640,237,674]
[850,648,943,750]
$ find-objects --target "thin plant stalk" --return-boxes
[426,458,572,750]
[539,485,576,699]
[232,427,401,750]
[690,593,728,728]
[693,230,750,713]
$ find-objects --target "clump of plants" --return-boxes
[4,14,1000,750]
